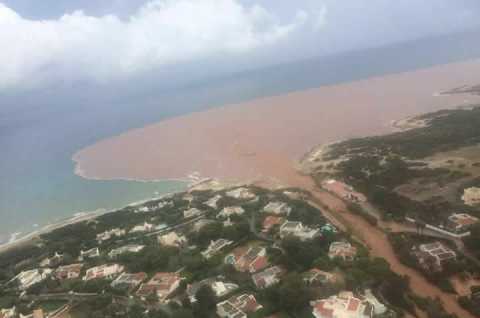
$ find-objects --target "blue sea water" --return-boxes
[1,30,480,243]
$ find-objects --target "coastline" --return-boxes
[0,187,192,255]
[0,209,105,254]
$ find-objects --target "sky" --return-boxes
[1,0,480,92]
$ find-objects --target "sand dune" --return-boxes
[74,59,480,185]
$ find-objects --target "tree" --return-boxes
[194,285,216,316]
[171,309,195,318]
[263,273,310,312]
[464,223,480,256]
[148,309,169,318]
[146,292,159,304]
[195,223,223,246]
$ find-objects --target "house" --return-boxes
[320,223,338,234]
[136,206,151,213]
[39,252,64,267]
[54,263,84,280]
[187,278,239,303]
[446,213,479,234]
[137,272,182,301]
[227,294,263,314]
[183,193,195,202]
[283,190,304,200]
[183,207,203,219]
[304,268,336,285]
[216,301,246,318]
[13,269,52,290]
[413,241,457,272]
[262,216,284,233]
[20,309,45,318]
[0,307,16,318]
[310,291,374,318]
[156,200,173,210]
[111,272,147,291]
[158,231,188,248]
[462,187,480,206]
[226,188,256,200]
[129,222,154,233]
[192,219,214,232]
[32,309,44,318]
[224,246,269,273]
[362,289,387,316]
[279,221,320,241]
[205,195,222,209]
[223,218,234,227]
[321,179,367,203]
[83,264,124,281]
[96,228,126,242]
[217,206,245,219]
[328,241,357,261]
[252,266,284,289]
[263,202,291,216]
[217,294,263,318]
[78,247,100,261]
[108,244,145,258]
[15,308,44,318]
[201,239,233,259]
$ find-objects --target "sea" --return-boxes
[2,29,480,244]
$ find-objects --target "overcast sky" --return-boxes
[1,0,480,91]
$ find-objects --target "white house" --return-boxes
[263,202,291,216]
[183,208,203,219]
[201,239,233,259]
[108,244,145,258]
[279,221,320,241]
[226,188,256,200]
[129,222,154,233]
[79,247,100,261]
[83,264,124,281]
[158,231,188,248]
[96,228,126,242]
[217,206,245,219]
[204,195,222,209]
[328,242,357,261]
[13,269,52,290]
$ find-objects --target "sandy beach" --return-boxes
[73,58,480,185]
[0,209,105,254]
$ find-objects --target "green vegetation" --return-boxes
[326,107,480,160]
[312,107,480,224]
[0,186,403,317]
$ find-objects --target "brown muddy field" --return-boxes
[74,59,480,184]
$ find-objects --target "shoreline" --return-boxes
[72,155,191,183]
[0,209,105,254]
[0,187,192,255]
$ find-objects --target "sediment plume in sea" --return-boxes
[74,59,480,186]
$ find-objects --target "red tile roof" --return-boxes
[347,298,360,312]
[250,255,268,273]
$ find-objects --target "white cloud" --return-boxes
[312,6,327,31]
[0,0,310,89]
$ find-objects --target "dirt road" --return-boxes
[305,186,475,318]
